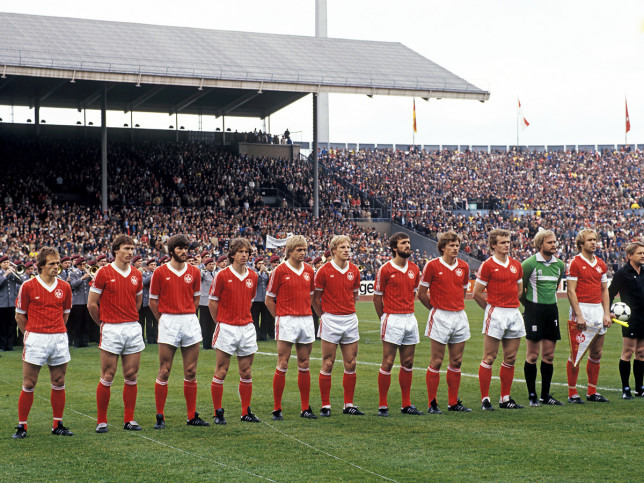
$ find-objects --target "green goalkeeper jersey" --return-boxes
[521,252,565,305]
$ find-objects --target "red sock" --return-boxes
[155,379,168,415]
[18,387,34,430]
[51,385,66,428]
[500,363,515,401]
[378,368,391,408]
[211,377,224,412]
[96,379,112,425]
[446,366,461,407]
[298,368,311,412]
[479,361,492,401]
[567,359,580,397]
[239,378,253,415]
[399,367,413,408]
[273,368,286,411]
[587,357,601,396]
[343,371,357,408]
[426,367,440,406]
[319,371,332,407]
[123,379,137,423]
[183,379,197,420]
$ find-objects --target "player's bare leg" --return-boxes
[295,342,316,418]
[237,354,259,421]
[272,340,293,418]
[446,341,470,411]
[211,349,231,424]
[121,352,141,429]
[96,350,119,431]
[398,344,421,414]
[339,341,362,414]
[586,334,608,402]
[498,337,522,408]
[16,361,42,436]
[378,341,398,415]
[48,363,72,435]
[181,342,208,425]
[154,342,176,427]
[319,339,338,415]
[479,335,500,409]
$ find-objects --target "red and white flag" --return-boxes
[413,98,417,133]
[518,99,530,130]
[626,98,631,133]
[568,320,600,367]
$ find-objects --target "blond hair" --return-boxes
[285,235,308,259]
[533,230,555,250]
[625,241,644,257]
[575,229,597,251]
[329,235,351,256]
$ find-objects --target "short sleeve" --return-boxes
[90,267,106,294]
[314,266,326,291]
[15,283,29,314]
[149,270,160,299]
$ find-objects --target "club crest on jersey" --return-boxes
[595,266,602,273]
[54,289,64,299]
[347,272,355,281]
[184,274,193,283]
[407,270,414,279]
[455,268,464,277]
[576,333,585,343]
[303,272,311,281]
[245,279,254,288]
[509,265,518,274]
[130,276,138,285]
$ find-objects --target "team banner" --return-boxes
[266,234,292,249]
[568,320,600,367]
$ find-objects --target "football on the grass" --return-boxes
[611,302,631,322]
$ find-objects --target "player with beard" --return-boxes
[149,234,209,429]
[374,232,423,417]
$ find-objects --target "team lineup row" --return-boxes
[10,228,644,438]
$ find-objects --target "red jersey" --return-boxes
[476,256,523,308]
[314,260,360,315]
[91,263,143,323]
[15,276,72,333]
[566,254,607,304]
[374,260,420,314]
[420,257,469,312]
[266,261,315,316]
[209,266,257,326]
[149,263,201,314]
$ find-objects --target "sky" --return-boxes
[2,0,644,146]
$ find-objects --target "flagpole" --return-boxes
[516,101,519,148]
[625,95,628,146]
[412,98,416,148]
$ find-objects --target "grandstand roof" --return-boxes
[0,12,489,117]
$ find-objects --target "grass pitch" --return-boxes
[1,300,641,481]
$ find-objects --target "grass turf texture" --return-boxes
[1,300,641,481]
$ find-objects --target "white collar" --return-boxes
[491,256,509,268]
[285,260,305,276]
[579,253,597,267]
[228,265,249,282]
[536,252,557,264]
[111,262,131,278]
[389,259,408,273]
[331,259,350,274]
[439,257,458,271]
[36,275,58,292]
[167,263,188,277]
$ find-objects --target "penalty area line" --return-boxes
[262,420,400,483]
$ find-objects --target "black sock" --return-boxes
[633,359,644,390]
[619,359,631,390]
[524,361,537,396]
[540,361,553,399]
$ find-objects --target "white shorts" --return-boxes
[276,315,315,344]
[570,303,608,336]
[22,331,71,367]
[380,313,420,346]
[212,322,258,357]
[425,308,470,345]
[318,313,360,345]
[158,313,203,348]
[482,305,526,340]
[99,321,145,355]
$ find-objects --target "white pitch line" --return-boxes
[255,352,623,393]
[262,420,399,483]
[0,378,277,482]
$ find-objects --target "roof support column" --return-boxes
[101,83,108,213]
[34,98,40,136]
[312,93,319,219]
[222,116,226,146]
